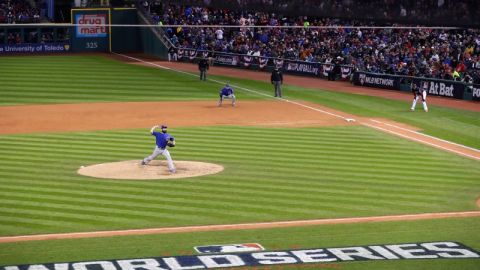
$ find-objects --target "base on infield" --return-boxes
[77,160,224,180]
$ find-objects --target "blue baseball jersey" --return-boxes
[220,86,234,96]
[152,132,174,149]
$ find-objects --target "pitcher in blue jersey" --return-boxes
[218,83,236,107]
[141,124,176,173]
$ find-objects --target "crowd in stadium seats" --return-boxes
[143,2,480,83]
[0,0,43,24]
[160,0,479,26]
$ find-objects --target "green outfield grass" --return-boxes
[0,55,479,269]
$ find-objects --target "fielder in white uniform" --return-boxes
[411,81,429,112]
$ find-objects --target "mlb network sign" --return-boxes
[2,241,479,270]
[75,14,108,38]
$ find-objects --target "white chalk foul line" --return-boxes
[369,119,480,153]
[0,211,478,243]
[113,53,353,122]
[114,53,478,159]
[362,122,480,161]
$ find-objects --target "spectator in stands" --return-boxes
[0,0,44,24]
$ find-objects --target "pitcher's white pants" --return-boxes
[143,146,175,172]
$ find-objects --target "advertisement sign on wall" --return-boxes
[0,43,71,54]
[75,14,108,38]
[354,72,401,90]
[71,9,110,52]
[471,85,480,101]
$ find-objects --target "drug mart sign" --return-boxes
[75,14,108,38]
[2,241,479,270]
[71,9,110,52]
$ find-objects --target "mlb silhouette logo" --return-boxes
[359,73,366,85]
[195,243,264,254]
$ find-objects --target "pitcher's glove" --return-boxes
[167,139,176,147]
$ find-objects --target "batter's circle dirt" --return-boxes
[77,160,224,180]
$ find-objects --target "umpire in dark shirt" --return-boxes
[198,57,209,81]
[271,67,283,97]
[328,60,341,81]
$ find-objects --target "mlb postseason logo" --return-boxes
[195,243,264,254]
[76,14,108,38]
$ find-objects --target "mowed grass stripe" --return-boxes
[0,188,331,220]
[0,125,478,235]
[0,174,456,208]
[1,146,476,184]
[0,189,403,221]
[0,181,444,219]
[0,175,466,207]
[0,128,457,157]
[0,177,444,211]
[0,171,463,204]
[0,194,244,222]
[0,175,453,199]
[1,155,474,181]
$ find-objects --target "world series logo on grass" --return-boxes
[2,241,479,270]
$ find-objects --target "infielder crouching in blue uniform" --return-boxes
[141,125,176,173]
[218,83,236,107]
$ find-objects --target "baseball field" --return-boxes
[0,54,479,269]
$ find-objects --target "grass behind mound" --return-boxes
[0,126,478,236]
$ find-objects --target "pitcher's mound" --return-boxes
[77,160,224,180]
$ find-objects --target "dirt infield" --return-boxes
[0,100,356,135]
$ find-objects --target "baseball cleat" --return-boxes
[141,161,146,165]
